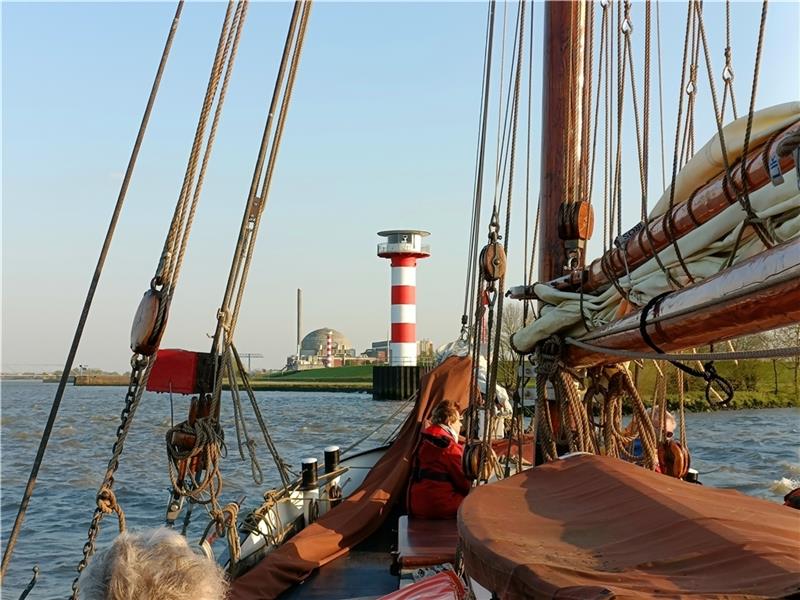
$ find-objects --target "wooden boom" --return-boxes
[564,238,800,368]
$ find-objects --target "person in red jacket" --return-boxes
[409,400,472,519]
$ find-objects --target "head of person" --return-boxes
[77,527,227,600]
[431,400,462,430]
[650,409,677,437]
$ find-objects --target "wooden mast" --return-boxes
[538,0,591,281]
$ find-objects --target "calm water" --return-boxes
[1,381,798,599]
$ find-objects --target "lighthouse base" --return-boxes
[372,366,425,400]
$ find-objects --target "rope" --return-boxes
[231,344,294,488]
[720,0,738,120]
[210,2,312,418]
[210,502,241,566]
[0,2,185,582]
[522,0,537,325]
[655,0,667,191]
[463,0,497,331]
[694,1,774,248]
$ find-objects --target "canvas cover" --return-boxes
[377,571,467,600]
[459,453,800,599]
[229,356,473,600]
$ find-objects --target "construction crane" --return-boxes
[239,353,263,372]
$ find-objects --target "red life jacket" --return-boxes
[409,424,471,519]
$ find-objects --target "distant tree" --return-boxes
[769,325,800,399]
[497,301,525,389]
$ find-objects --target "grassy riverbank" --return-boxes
[52,362,800,409]
[247,366,373,392]
[634,360,799,411]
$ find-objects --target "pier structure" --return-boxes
[376,230,431,366]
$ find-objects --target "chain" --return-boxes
[71,354,151,598]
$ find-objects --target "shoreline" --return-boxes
[3,376,797,409]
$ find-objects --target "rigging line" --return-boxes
[624,1,683,288]
[212,1,315,418]
[0,3,186,580]
[603,0,613,252]
[228,1,313,339]
[588,1,608,208]
[721,0,738,120]
[490,0,526,368]
[491,1,523,219]
[694,0,773,249]
[159,1,237,287]
[464,0,495,325]
[231,345,293,487]
[210,0,305,359]
[170,0,248,297]
[612,0,624,253]
[493,0,509,213]
[738,0,769,234]
[655,0,666,192]
[468,0,498,331]
[678,2,700,170]
[565,337,800,362]
[661,0,697,286]
[580,1,594,206]
[523,0,537,323]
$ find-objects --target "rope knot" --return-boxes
[96,486,126,533]
[96,486,119,515]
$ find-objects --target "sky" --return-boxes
[2,1,799,373]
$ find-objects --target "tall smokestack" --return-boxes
[297,288,302,357]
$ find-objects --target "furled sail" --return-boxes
[511,104,800,356]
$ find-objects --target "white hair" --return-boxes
[77,527,228,600]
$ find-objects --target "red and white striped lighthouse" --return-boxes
[377,230,431,366]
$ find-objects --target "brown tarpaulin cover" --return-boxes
[229,356,474,600]
[459,454,800,599]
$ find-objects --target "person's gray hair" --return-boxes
[77,527,228,600]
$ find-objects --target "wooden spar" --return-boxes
[538,1,591,281]
[548,120,800,294]
[564,238,800,368]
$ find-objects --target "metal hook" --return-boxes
[18,565,39,600]
[722,64,734,82]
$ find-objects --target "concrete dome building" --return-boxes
[299,328,354,358]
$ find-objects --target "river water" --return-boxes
[1,381,798,598]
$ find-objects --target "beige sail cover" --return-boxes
[459,454,800,599]
[651,101,800,217]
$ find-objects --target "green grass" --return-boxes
[257,365,374,382]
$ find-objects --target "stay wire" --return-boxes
[464,0,496,326]
[0,2,186,582]
[464,0,497,334]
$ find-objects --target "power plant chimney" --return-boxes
[296,288,302,358]
[377,230,431,366]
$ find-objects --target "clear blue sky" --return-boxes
[2,1,798,373]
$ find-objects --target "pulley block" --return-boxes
[462,441,496,481]
[557,200,594,241]
[130,288,168,356]
[479,241,507,282]
[658,439,691,479]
